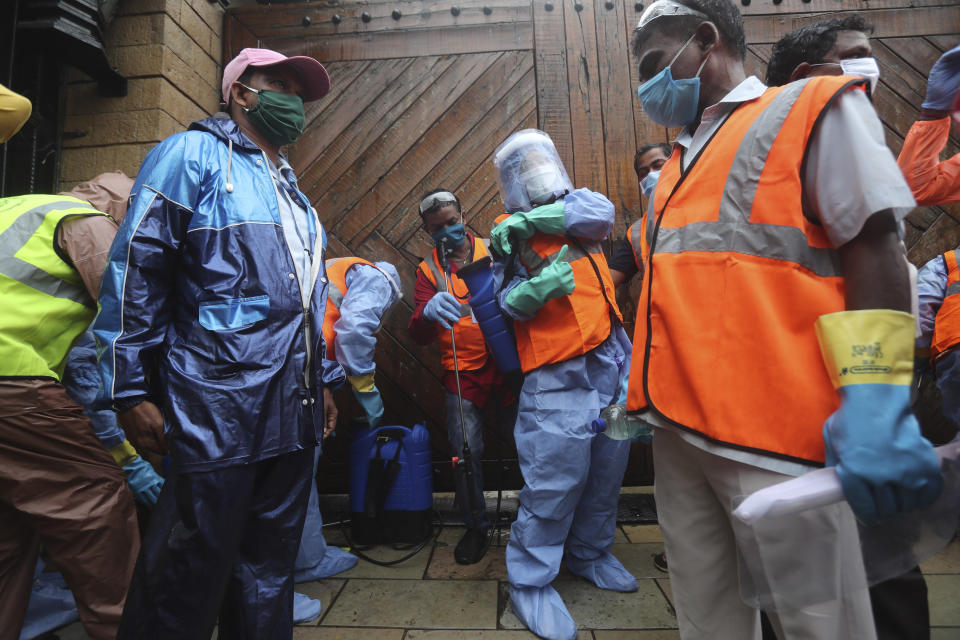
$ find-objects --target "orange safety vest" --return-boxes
[323,256,385,363]
[932,250,960,364]
[494,213,622,373]
[627,75,868,465]
[418,237,490,372]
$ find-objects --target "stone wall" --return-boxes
[59,0,225,190]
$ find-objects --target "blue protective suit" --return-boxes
[62,330,125,449]
[93,115,345,471]
[917,254,960,430]
[18,560,79,640]
[333,261,401,379]
[294,261,399,582]
[494,189,635,639]
[93,115,345,639]
[294,447,358,582]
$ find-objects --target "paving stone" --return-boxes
[654,579,674,610]
[295,579,347,625]
[498,578,676,631]
[927,574,960,627]
[623,524,664,543]
[406,631,540,639]
[337,543,433,579]
[601,543,671,579]
[322,578,498,628]
[594,631,682,639]
[930,628,960,640]
[921,540,960,574]
[294,628,402,639]
[427,541,507,580]
[436,526,464,546]
[48,622,87,639]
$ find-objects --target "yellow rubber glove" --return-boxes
[108,439,139,467]
[815,309,942,523]
[347,372,376,394]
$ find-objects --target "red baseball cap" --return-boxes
[221,48,330,104]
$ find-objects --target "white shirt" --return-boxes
[269,156,316,306]
[655,76,917,477]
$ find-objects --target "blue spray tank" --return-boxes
[455,255,522,374]
[349,423,433,546]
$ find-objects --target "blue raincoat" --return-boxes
[93,115,345,472]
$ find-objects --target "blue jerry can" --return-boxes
[349,423,433,545]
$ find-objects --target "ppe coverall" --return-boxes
[295,260,401,587]
[495,186,634,640]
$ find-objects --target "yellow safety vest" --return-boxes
[0,194,106,380]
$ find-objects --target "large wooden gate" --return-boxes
[223,0,958,492]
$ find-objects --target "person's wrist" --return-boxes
[114,396,149,413]
[918,108,949,121]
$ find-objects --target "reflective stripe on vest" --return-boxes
[495,213,622,373]
[650,80,841,277]
[932,250,960,363]
[0,195,105,379]
[418,237,489,371]
[627,76,865,465]
[628,220,644,272]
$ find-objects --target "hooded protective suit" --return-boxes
[93,115,345,640]
[94,115,345,471]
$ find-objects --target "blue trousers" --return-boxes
[506,329,632,588]
[117,447,314,640]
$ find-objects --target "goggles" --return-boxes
[419,191,459,215]
[637,0,708,30]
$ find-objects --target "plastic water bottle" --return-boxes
[591,404,654,442]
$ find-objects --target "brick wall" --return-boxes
[59,0,225,190]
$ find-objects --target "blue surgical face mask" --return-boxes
[640,169,661,197]
[432,223,466,255]
[637,34,710,128]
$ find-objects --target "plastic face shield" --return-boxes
[493,129,573,213]
[636,0,708,30]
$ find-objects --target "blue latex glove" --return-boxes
[123,456,164,506]
[505,245,575,315]
[823,385,942,524]
[922,44,960,111]
[423,291,462,330]
[353,387,384,428]
[817,310,944,524]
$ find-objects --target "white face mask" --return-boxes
[520,164,566,206]
[839,57,880,94]
[640,170,661,197]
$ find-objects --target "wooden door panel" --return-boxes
[226,0,959,490]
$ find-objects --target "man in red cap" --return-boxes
[92,48,345,638]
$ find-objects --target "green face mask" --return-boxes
[240,85,306,147]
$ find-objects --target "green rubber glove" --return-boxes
[490,201,567,256]
[505,245,576,315]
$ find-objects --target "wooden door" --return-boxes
[224,0,959,491]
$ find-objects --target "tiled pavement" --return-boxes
[52,517,960,639]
